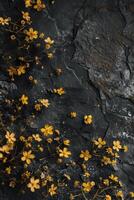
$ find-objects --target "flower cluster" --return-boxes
[0,0,133,199]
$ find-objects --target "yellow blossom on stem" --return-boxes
[101,156,111,165]
[22,12,31,22]
[116,191,123,199]
[80,150,92,161]
[84,115,93,125]
[130,192,134,198]
[63,139,70,146]
[26,28,38,40]
[24,0,32,7]
[27,177,40,192]
[17,65,26,76]
[39,98,50,107]
[21,150,35,165]
[48,184,57,196]
[59,147,71,158]
[109,174,118,182]
[5,131,16,144]
[70,112,77,118]
[32,134,42,142]
[105,195,112,200]
[40,124,54,136]
[54,88,65,95]
[113,140,122,152]
[94,137,106,148]
[82,181,95,192]
[20,94,29,105]
[34,0,46,11]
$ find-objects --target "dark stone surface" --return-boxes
[0,0,134,199]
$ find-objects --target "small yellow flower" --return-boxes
[47,53,53,59]
[24,0,32,7]
[32,134,42,142]
[70,112,77,118]
[40,124,54,136]
[101,156,111,165]
[20,94,28,105]
[123,145,128,152]
[39,99,50,107]
[113,140,122,152]
[94,137,106,148]
[27,177,40,192]
[35,103,42,111]
[34,0,46,11]
[48,184,57,196]
[116,191,123,199]
[26,28,38,40]
[22,11,31,22]
[109,174,118,182]
[54,88,65,95]
[84,115,93,125]
[80,150,92,161]
[103,179,109,186]
[130,192,134,198]
[5,131,16,144]
[59,148,71,158]
[21,150,35,165]
[0,153,3,159]
[63,139,70,146]
[82,181,95,192]
[0,17,10,25]
[5,167,11,174]
[105,195,112,200]
[17,65,26,75]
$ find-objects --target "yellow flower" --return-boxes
[82,181,95,192]
[35,103,42,111]
[40,124,54,136]
[116,191,123,199]
[45,37,54,45]
[39,99,50,107]
[22,12,31,22]
[20,94,28,105]
[0,153,3,159]
[63,139,70,146]
[0,144,12,153]
[32,134,42,142]
[54,88,65,95]
[94,137,106,148]
[103,179,109,186]
[105,195,112,200]
[123,145,128,152]
[59,148,71,158]
[7,66,17,77]
[5,131,16,144]
[5,167,11,174]
[70,112,77,118]
[17,65,26,75]
[80,150,92,161]
[48,184,57,196]
[130,192,134,198]
[21,150,35,164]
[113,140,122,152]
[34,0,46,11]
[109,174,118,182]
[106,147,114,155]
[47,53,53,59]
[84,115,93,125]
[26,28,38,40]
[0,17,10,25]
[101,156,111,165]
[24,0,32,7]
[27,177,40,192]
